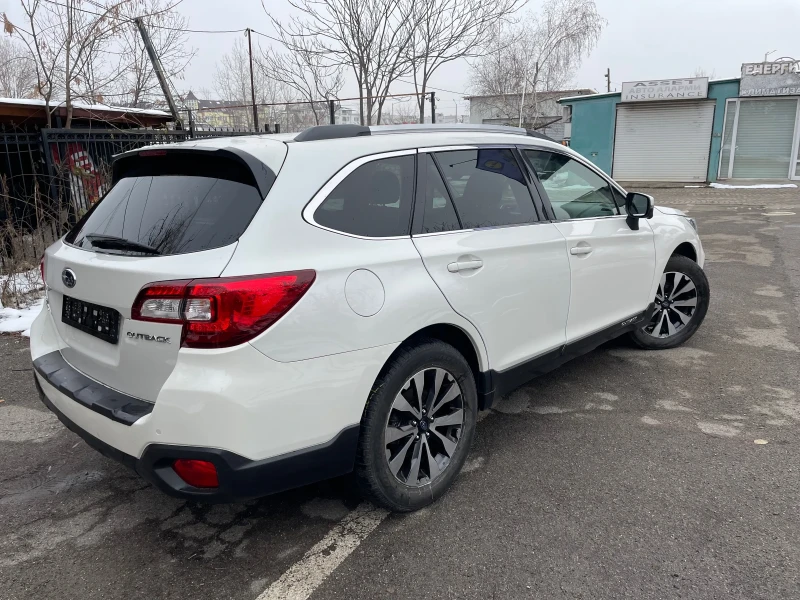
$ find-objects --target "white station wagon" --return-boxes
[31,124,709,512]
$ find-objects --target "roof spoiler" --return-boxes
[112,146,276,198]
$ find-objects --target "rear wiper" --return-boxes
[84,234,162,255]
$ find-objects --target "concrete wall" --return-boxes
[468,96,562,126]
[561,80,741,181]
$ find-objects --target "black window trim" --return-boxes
[411,144,546,238]
[411,152,464,235]
[302,148,418,240]
[516,144,629,223]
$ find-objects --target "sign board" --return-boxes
[621,78,709,102]
[740,60,800,97]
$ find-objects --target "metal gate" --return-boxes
[612,101,715,182]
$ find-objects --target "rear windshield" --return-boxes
[65,151,277,256]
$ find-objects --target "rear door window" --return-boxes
[313,154,415,237]
[432,149,537,229]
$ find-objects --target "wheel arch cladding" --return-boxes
[672,241,697,262]
[372,324,487,407]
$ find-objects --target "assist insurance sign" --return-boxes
[621,78,709,102]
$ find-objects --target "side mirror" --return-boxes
[625,192,655,230]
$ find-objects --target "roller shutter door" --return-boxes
[731,98,798,179]
[613,102,715,182]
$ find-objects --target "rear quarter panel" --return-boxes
[223,142,490,369]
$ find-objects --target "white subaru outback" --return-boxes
[31,124,709,512]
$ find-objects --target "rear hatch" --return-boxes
[43,144,286,402]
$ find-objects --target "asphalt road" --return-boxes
[2,186,799,600]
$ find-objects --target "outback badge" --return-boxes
[126,332,171,344]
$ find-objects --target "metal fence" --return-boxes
[0,92,438,265]
[40,127,259,215]
[0,125,259,268]
[178,92,437,135]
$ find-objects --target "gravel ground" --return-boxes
[1,185,798,600]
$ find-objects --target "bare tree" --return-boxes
[470,0,605,126]
[17,0,132,126]
[259,31,344,125]
[267,0,416,125]
[384,97,418,124]
[5,1,189,125]
[693,67,716,80]
[213,38,290,130]
[0,36,37,98]
[406,0,523,123]
[4,4,64,125]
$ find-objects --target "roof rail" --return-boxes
[293,122,538,142]
[525,129,556,142]
[369,124,528,136]
[294,124,370,142]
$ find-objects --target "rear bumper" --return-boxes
[35,374,359,502]
[30,301,397,501]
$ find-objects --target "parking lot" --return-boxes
[1,185,799,600]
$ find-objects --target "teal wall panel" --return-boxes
[706,80,740,181]
[562,79,740,182]
[566,95,619,174]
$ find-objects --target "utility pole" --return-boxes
[135,17,182,129]
[605,68,611,93]
[430,92,436,124]
[246,29,258,132]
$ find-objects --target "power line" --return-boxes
[18,1,474,105]
[38,0,181,26]
[396,79,470,97]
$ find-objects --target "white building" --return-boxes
[465,89,595,140]
[335,107,358,125]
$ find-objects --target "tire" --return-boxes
[630,255,710,350]
[355,339,477,512]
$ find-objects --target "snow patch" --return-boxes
[697,421,739,437]
[0,298,45,336]
[530,405,571,415]
[0,96,169,117]
[709,183,797,189]
[0,268,44,298]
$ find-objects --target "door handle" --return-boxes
[570,246,593,256]
[447,259,483,273]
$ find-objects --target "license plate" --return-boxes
[62,295,121,344]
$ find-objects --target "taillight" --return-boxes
[173,459,219,488]
[131,271,316,349]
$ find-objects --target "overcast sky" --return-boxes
[2,0,799,114]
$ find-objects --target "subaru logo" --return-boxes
[62,268,77,289]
